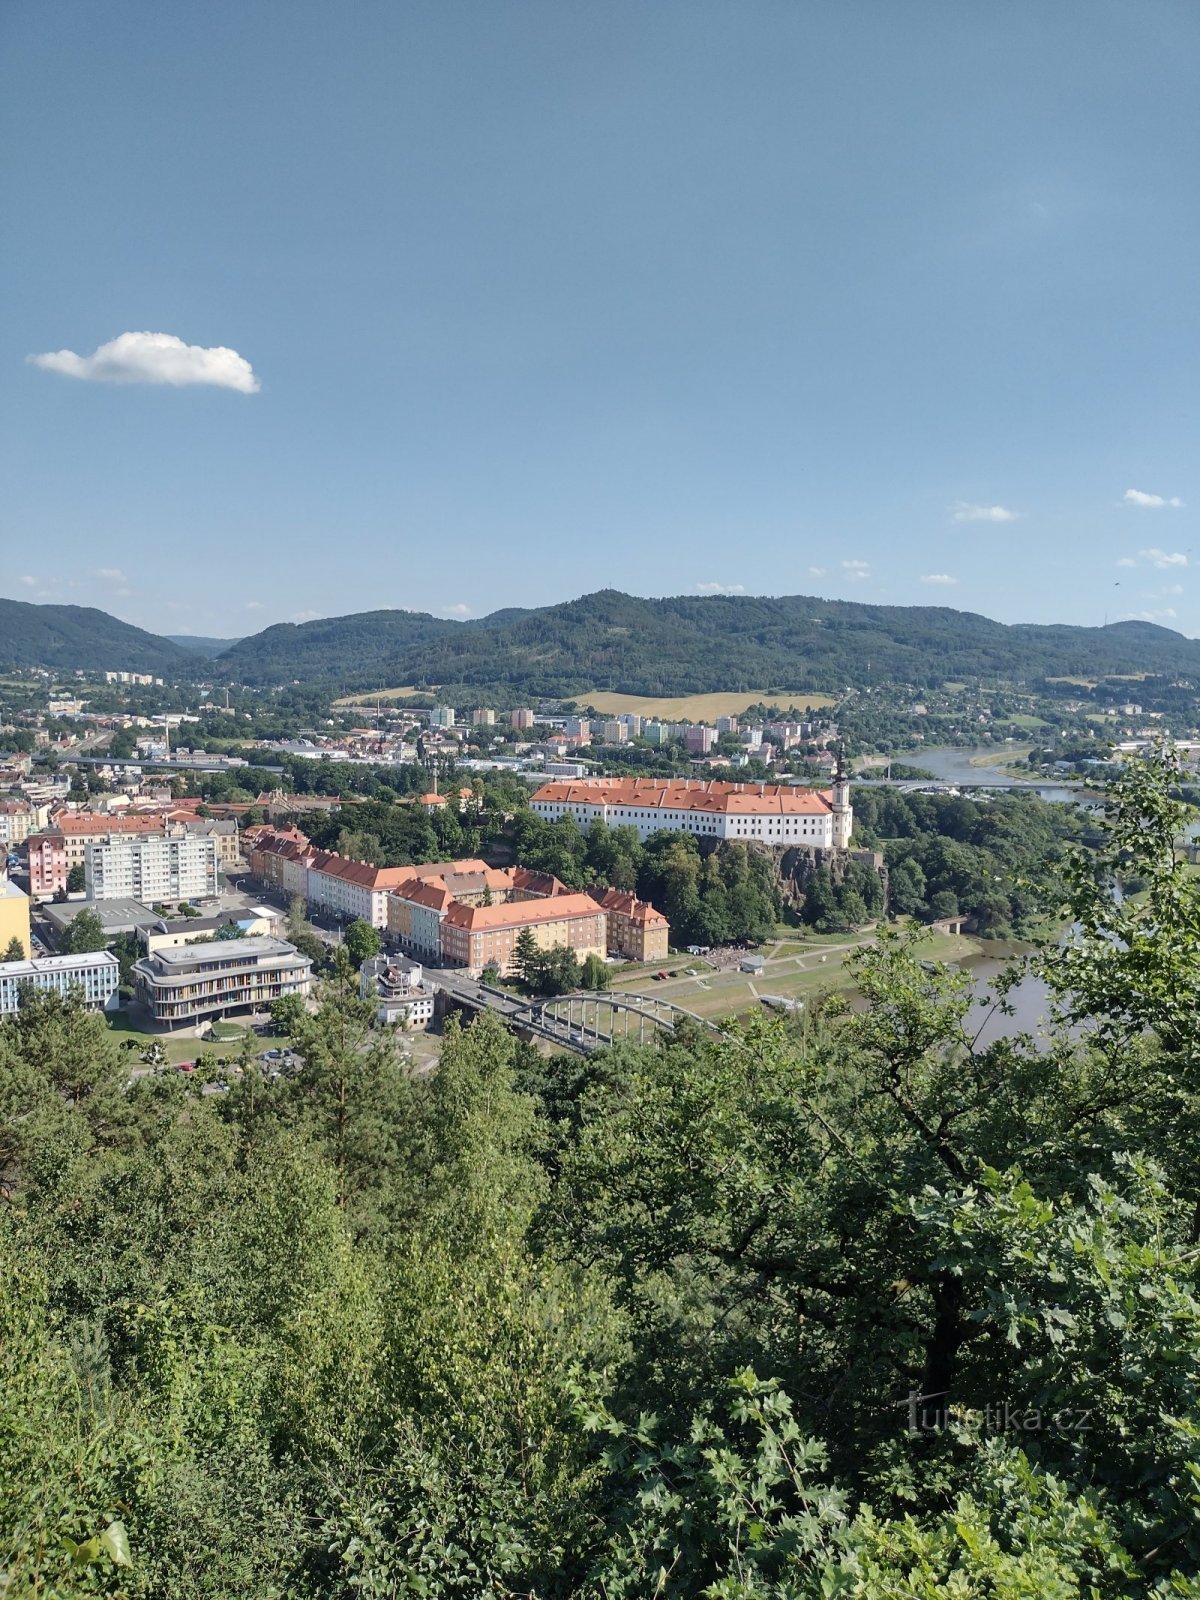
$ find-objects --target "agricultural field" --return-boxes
[333,685,430,706]
[581,689,836,720]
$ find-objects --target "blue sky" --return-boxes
[2,2,1197,639]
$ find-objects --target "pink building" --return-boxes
[28,831,68,898]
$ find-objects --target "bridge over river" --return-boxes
[429,966,720,1055]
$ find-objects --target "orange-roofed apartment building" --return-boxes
[589,887,670,964]
[52,811,170,873]
[387,862,571,961]
[530,775,852,849]
[440,894,607,977]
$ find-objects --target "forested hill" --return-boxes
[213,589,1200,694]
[0,599,200,676]
[8,590,1200,693]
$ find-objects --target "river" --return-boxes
[867,744,1088,805]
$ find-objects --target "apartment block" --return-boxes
[133,937,312,1027]
[510,708,535,730]
[0,950,120,1016]
[27,831,68,898]
[470,708,496,726]
[589,887,670,963]
[440,893,606,977]
[86,833,219,904]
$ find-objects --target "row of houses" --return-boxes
[247,829,671,975]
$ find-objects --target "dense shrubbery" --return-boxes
[851,785,1081,935]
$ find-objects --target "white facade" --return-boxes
[85,833,219,903]
[305,866,392,926]
[0,951,120,1015]
[531,778,853,849]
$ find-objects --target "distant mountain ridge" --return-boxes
[5,590,1200,695]
[211,589,1200,696]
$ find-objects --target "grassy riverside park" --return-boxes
[607,924,998,1023]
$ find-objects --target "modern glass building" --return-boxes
[133,936,312,1027]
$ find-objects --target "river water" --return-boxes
[873,744,1088,805]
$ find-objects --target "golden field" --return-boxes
[581,690,836,720]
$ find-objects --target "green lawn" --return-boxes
[105,1010,293,1067]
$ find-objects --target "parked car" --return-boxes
[176,1061,195,1072]
[654,971,669,981]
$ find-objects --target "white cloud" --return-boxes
[93,567,128,583]
[951,501,1020,523]
[18,575,37,587]
[1115,556,1137,568]
[1140,547,1188,569]
[291,610,321,623]
[1124,488,1184,509]
[1123,608,1177,622]
[920,573,958,585]
[440,603,472,618]
[245,600,264,610]
[841,559,870,582]
[808,566,827,577]
[695,582,747,596]
[29,331,260,393]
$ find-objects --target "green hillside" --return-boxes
[0,599,199,676]
[214,589,1200,695]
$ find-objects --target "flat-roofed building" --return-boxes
[86,832,219,904]
[133,936,312,1028]
[0,873,31,959]
[439,892,606,978]
[42,897,155,947]
[589,886,670,963]
[0,950,120,1016]
[137,905,283,955]
[531,774,852,848]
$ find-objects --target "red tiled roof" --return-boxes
[442,893,603,933]
[532,778,835,816]
[589,886,669,926]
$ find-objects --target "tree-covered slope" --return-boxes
[215,588,1200,694]
[0,598,200,675]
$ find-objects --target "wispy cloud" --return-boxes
[18,575,37,588]
[841,559,870,582]
[1124,488,1184,509]
[1139,548,1188,569]
[29,331,260,393]
[807,566,827,578]
[1115,557,1137,568]
[951,501,1020,523]
[695,582,747,596]
[920,573,958,585]
[93,567,128,583]
[1123,608,1178,622]
[245,600,264,610]
[290,610,321,623]
[440,603,472,618]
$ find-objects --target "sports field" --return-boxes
[581,690,836,720]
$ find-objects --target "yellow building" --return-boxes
[0,875,32,960]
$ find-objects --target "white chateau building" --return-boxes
[530,772,852,849]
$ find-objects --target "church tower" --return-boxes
[830,750,852,848]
